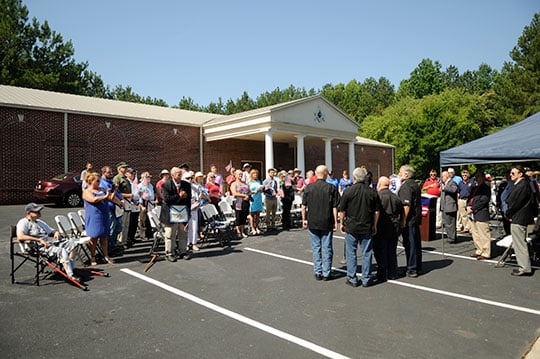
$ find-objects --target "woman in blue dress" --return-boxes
[248,169,264,235]
[82,172,121,265]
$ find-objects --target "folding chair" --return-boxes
[144,205,165,272]
[218,200,236,224]
[55,214,92,265]
[10,225,41,285]
[55,215,110,284]
[67,211,86,236]
[78,209,85,222]
[68,211,106,265]
[290,194,303,227]
[495,234,536,268]
[200,204,234,247]
[10,225,91,290]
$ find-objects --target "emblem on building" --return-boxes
[314,106,325,123]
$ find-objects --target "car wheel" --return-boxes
[64,192,82,207]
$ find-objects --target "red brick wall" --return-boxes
[1,105,393,204]
[0,106,200,204]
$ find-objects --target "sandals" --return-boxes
[104,257,115,265]
[90,257,98,266]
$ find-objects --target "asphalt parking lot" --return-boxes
[1,203,539,358]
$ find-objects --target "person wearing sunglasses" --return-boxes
[504,165,535,276]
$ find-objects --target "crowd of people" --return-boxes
[16,160,538,286]
[420,166,539,276]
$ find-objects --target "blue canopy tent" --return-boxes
[440,111,540,166]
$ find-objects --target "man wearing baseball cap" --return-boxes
[16,203,80,282]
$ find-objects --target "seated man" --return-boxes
[16,203,80,282]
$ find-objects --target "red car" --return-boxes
[34,172,83,207]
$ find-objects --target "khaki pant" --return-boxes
[470,220,491,258]
[164,222,188,255]
[457,198,469,231]
[265,199,277,229]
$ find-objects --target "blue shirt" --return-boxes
[338,177,353,193]
[326,177,338,188]
[99,177,121,209]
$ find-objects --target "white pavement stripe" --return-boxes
[121,268,350,359]
[334,235,540,269]
[387,280,540,316]
[244,248,540,317]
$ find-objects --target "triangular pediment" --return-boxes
[270,97,359,133]
[203,95,360,142]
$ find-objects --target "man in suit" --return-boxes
[160,166,192,262]
[441,170,459,244]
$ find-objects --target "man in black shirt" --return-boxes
[301,165,340,281]
[338,167,380,287]
[374,176,403,282]
[398,165,423,277]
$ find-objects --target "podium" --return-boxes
[420,195,437,242]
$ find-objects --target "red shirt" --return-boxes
[205,182,221,205]
[422,177,441,196]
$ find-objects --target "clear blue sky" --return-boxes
[25,0,539,107]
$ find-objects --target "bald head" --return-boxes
[377,176,390,191]
[315,165,328,179]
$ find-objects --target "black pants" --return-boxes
[281,197,292,229]
[373,227,399,280]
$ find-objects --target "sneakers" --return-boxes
[166,254,177,262]
[406,271,418,278]
[345,279,360,287]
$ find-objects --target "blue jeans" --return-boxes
[345,233,373,285]
[308,229,334,277]
[108,209,122,252]
[402,225,422,273]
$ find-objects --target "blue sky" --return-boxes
[25,0,539,107]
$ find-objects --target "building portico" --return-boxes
[203,96,364,175]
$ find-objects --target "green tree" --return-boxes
[360,88,490,176]
[492,13,540,122]
[0,0,109,96]
[397,58,444,99]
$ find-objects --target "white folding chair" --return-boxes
[55,214,91,264]
[68,211,86,236]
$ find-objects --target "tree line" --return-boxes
[1,0,539,177]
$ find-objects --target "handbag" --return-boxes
[170,205,189,223]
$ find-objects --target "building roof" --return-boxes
[355,136,395,148]
[0,85,221,126]
[204,95,358,129]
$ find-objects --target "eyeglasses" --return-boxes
[510,172,518,176]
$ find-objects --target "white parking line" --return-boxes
[335,235,540,269]
[121,268,350,359]
[244,247,540,317]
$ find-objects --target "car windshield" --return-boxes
[52,172,74,181]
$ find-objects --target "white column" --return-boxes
[295,135,305,175]
[323,137,333,171]
[348,140,356,175]
[265,131,274,174]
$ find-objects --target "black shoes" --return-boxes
[345,279,360,287]
[511,269,532,276]
[314,274,323,281]
[166,254,177,262]
[406,271,418,278]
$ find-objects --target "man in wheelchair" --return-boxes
[16,203,80,282]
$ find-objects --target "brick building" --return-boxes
[0,85,394,205]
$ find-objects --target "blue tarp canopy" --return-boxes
[440,111,540,166]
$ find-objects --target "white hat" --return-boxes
[182,171,194,181]
[194,171,205,178]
